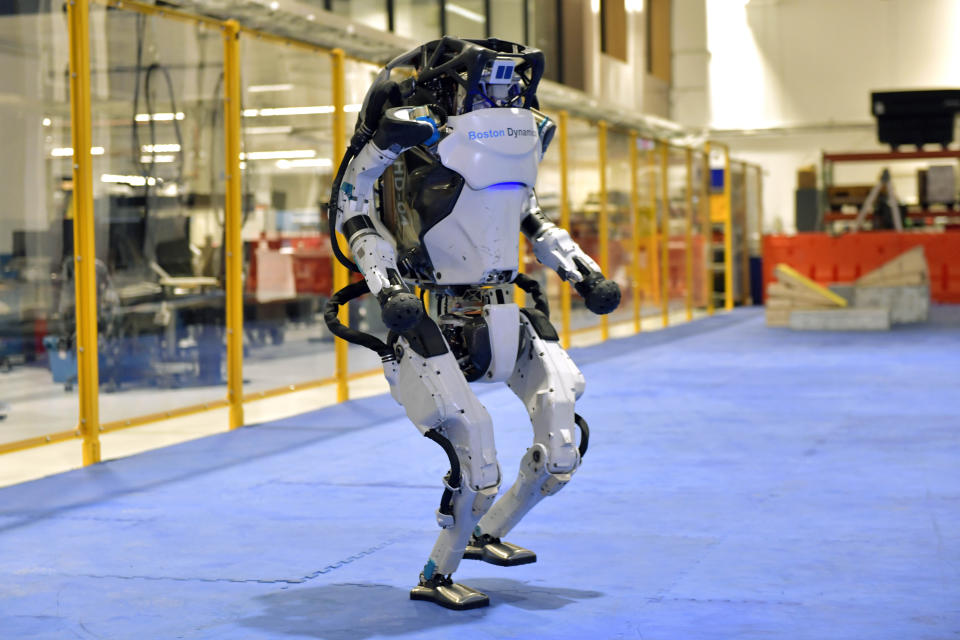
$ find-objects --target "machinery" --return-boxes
[324,37,620,610]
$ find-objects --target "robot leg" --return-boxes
[383,324,500,610]
[468,310,588,566]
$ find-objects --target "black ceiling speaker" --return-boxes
[871,90,960,149]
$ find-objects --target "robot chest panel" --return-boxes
[421,186,527,285]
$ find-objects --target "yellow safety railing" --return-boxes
[0,0,759,463]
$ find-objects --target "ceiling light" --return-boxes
[275,158,333,169]
[246,126,294,135]
[241,149,316,160]
[51,146,105,157]
[141,143,181,153]
[140,154,176,163]
[242,104,363,117]
[101,174,157,186]
[248,84,294,93]
[135,112,185,122]
[42,117,52,127]
[446,3,485,22]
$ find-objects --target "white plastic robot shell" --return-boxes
[437,108,540,190]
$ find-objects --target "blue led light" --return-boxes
[486,182,526,190]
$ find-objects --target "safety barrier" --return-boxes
[0,0,760,463]
[763,232,960,303]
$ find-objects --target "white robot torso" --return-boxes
[424,108,541,285]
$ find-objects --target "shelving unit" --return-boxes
[821,149,960,230]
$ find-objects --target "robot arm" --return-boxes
[521,191,621,315]
[334,102,442,332]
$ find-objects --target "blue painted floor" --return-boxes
[2,308,959,639]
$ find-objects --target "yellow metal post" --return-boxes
[723,145,734,311]
[704,143,715,316]
[628,132,641,333]
[67,0,100,465]
[222,20,244,429]
[647,145,658,307]
[598,121,609,341]
[331,48,350,402]
[684,148,694,322]
[558,111,571,349]
[516,236,526,308]
[659,144,669,327]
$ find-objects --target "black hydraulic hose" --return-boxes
[574,413,590,458]
[424,429,461,516]
[514,273,550,318]
[323,280,393,359]
[327,144,362,274]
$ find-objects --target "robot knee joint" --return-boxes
[523,443,579,497]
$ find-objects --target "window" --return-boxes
[600,0,628,62]
[646,0,671,83]
[445,1,487,39]
[394,0,442,40]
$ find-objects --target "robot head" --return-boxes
[385,37,545,116]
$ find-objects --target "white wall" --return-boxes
[678,0,960,233]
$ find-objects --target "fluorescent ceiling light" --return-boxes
[248,84,294,93]
[51,146,104,157]
[446,3,484,22]
[246,125,294,135]
[241,149,316,160]
[42,117,52,127]
[141,143,181,153]
[135,112,185,122]
[625,0,644,11]
[140,154,176,163]
[243,104,363,117]
[101,174,157,186]
[276,158,333,169]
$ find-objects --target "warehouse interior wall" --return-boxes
[673,0,960,233]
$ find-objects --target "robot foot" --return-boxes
[463,534,537,567]
[410,573,489,610]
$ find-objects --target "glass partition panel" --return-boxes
[566,117,601,334]
[0,6,78,446]
[634,138,657,323]
[692,150,709,309]
[235,37,347,392]
[666,146,689,315]
[89,8,228,426]
[730,160,748,304]
[643,144,664,325]
[604,129,635,329]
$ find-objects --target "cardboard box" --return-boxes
[926,165,956,205]
[797,166,817,190]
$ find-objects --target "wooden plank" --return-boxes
[857,272,927,288]
[789,308,891,331]
[767,282,843,307]
[856,246,927,286]
[774,264,849,307]
[765,297,838,310]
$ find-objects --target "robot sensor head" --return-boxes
[385,37,545,116]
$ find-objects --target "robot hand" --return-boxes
[574,272,621,315]
[378,287,424,332]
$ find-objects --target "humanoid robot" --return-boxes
[324,36,620,610]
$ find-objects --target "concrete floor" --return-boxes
[1,306,957,638]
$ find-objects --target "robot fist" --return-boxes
[574,273,621,315]
[379,290,424,333]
